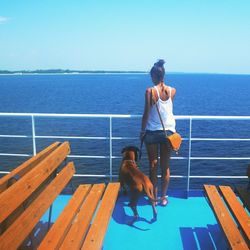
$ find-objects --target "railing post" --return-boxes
[109,117,113,181]
[31,115,37,155]
[187,117,192,197]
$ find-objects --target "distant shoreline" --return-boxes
[0,70,249,75]
[0,70,147,75]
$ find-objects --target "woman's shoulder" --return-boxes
[163,85,176,99]
[146,86,154,92]
[167,86,176,98]
[145,87,154,97]
[145,87,157,104]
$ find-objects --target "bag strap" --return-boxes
[138,137,143,161]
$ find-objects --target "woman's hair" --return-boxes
[150,59,165,83]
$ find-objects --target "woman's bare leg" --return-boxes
[146,143,158,201]
[160,142,171,203]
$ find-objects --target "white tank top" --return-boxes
[146,86,176,132]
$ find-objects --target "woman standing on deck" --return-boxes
[140,59,176,206]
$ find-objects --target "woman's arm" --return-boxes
[141,88,151,138]
[171,87,176,100]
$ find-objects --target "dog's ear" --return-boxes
[130,146,139,162]
[121,146,140,161]
[121,147,127,154]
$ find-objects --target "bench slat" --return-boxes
[38,184,92,250]
[0,162,75,250]
[204,185,248,250]
[81,182,120,250]
[0,141,70,224]
[60,183,106,250]
[0,142,60,194]
[219,186,250,244]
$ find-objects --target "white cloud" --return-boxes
[0,16,10,24]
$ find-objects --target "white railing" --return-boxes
[0,113,249,192]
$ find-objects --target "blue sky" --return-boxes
[1,0,250,73]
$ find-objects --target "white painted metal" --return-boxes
[0,113,249,188]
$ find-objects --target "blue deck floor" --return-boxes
[104,191,228,250]
[41,190,228,250]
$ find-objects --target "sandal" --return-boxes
[161,196,168,206]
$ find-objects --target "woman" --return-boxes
[140,59,176,206]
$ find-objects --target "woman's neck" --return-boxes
[155,81,164,86]
[155,81,166,91]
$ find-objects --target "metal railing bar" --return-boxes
[0,113,138,118]
[190,157,250,160]
[175,115,250,120]
[0,153,248,160]
[0,153,31,157]
[109,117,113,181]
[36,135,108,140]
[67,155,107,159]
[187,118,192,194]
[0,171,9,174]
[70,174,248,179]
[31,115,36,155]
[36,136,139,140]
[1,112,250,120]
[73,174,114,177]
[189,175,248,179]
[191,138,250,141]
[1,135,249,142]
[0,135,30,138]
[0,171,247,180]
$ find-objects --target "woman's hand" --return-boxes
[140,131,146,141]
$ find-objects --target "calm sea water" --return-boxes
[0,73,249,189]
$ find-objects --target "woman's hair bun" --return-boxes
[150,59,165,82]
[154,59,165,67]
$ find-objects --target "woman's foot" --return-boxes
[160,196,168,206]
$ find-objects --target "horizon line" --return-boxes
[0,69,250,76]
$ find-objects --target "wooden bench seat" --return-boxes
[0,141,61,194]
[39,182,120,250]
[204,184,250,250]
[0,141,120,250]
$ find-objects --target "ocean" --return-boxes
[0,73,249,189]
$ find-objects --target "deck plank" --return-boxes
[219,185,250,245]
[204,184,248,250]
[60,183,106,250]
[0,162,75,250]
[81,182,120,250]
[38,184,92,250]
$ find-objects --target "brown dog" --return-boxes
[119,146,157,222]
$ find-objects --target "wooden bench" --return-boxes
[204,184,250,250]
[0,141,120,250]
[0,141,61,194]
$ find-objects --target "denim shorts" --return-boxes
[144,130,174,145]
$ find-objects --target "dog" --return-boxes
[119,146,157,222]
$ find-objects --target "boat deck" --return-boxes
[41,190,228,250]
